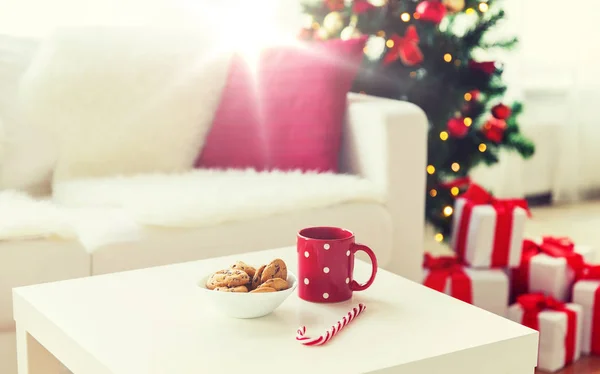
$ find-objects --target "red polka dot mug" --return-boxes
[297,227,378,303]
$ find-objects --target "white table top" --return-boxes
[13,247,538,374]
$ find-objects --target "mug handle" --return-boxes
[349,243,378,291]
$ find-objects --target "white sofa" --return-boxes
[0,30,427,374]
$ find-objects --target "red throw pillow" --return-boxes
[196,36,367,172]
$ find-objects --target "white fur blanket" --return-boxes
[0,190,75,240]
[53,169,385,228]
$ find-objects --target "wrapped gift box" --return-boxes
[572,265,600,355]
[510,237,595,302]
[450,183,528,268]
[422,254,509,317]
[508,294,583,373]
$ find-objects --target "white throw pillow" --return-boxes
[0,34,54,194]
[19,26,233,182]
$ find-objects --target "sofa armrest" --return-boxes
[340,93,428,282]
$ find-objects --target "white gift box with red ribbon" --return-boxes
[572,266,600,355]
[422,254,509,317]
[450,195,528,269]
[510,237,595,302]
[508,295,583,373]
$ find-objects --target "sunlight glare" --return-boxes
[214,1,300,66]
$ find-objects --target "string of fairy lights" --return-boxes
[428,0,492,243]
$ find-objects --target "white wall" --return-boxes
[472,0,600,199]
[0,0,305,38]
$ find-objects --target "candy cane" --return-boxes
[296,303,366,346]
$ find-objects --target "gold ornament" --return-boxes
[340,25,362,40]
[443,0,465,13]
[368,0,388,6]
[317,28,332,40]
[323,11,345,35]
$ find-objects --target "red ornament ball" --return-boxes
[469,60,497,75]
[416,1,447,23]
[447,117,469,138]
[482,117,507,143]
[353,0,377,13]
[491,103,512,120]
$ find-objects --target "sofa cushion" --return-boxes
[89,202,393,275]
[196,37,367,172]
[19,27,232,182]
[0,34,54,194]
[52,169,385,228]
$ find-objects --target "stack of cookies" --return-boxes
[206,258,290,293]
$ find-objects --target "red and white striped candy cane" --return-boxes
[296,303,366,346]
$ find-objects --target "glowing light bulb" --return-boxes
[312,22,320,30]
[450,187,460,196]
[479,143,487,152]
[401,12,411,22]
[444,53,452,62]
[479,2,489,12]
[377,30,386,37]
[451,163,460,172]
[465,7,475,14]
[430,189,438,197]
[427,165,436,174]
[440,131,449,141]
[413,12,421,19]
[443,206,454,216]
[464,117,473,127]
[464,92,472,101]
[386,39,394,48]
[435,233,444,242]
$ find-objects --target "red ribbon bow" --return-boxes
[383,26,423,66]
[581,265,600,280]
[511,237,585,299]
[517,293,577,365]
[579,264,600,355]
[423,254,472,304]
[529,237,584,275]
[454,183,530,267]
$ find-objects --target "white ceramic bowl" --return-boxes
[198,272,297,319]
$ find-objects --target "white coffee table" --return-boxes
[13,247,538,374]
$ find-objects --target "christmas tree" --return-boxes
[300,0,534,242]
